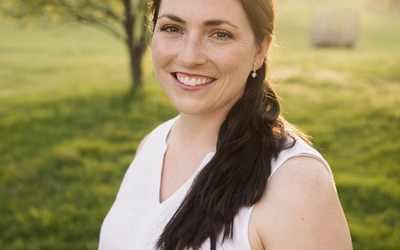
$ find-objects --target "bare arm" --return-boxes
[250,156,352,250]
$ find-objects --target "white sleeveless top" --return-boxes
[99,116,334,250]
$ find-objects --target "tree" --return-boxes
[0,0,150,89]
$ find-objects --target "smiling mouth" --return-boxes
[173,73,216,86]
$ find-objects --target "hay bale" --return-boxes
[310,8,360,48]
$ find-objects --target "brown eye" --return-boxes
[161,26,181,33]
[212,31,232,40]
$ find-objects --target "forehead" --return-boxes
[158,0,249,27]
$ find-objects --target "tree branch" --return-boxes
[76,15,126,42]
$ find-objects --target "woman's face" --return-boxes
[152,0,263,117]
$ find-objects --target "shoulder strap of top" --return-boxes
[138,116,179,154]
[270,138,334,181]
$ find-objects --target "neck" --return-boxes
[169,111,228,154]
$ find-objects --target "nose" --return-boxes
[178,33,207,68]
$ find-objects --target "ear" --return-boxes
[254,36,272,70]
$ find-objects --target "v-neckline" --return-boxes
[156,117,215,206]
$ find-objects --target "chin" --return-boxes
[175,104,206,115]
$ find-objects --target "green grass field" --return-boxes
[1,1,400,249]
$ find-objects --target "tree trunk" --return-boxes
[128,45,144,89]
[126,28,148,89]
[123,0,148,90]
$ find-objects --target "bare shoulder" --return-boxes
[134,133,151,157]
[249,156,352,250]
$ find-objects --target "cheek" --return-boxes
[152,37,175,68]
[212,46,253,77]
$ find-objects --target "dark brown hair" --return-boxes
[150,0,311,249]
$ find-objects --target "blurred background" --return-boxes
[0,0,399,249]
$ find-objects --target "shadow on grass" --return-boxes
[0,87,178,250]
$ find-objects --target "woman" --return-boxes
[99,0,353,249]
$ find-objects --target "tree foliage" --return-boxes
[0,0,150,89]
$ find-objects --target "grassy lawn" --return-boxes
[1,1,399,249]
[0,22,178,250]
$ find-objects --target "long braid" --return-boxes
[157,62,295,250]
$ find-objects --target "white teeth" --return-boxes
[176,74,213,86]
[184,77,190,85]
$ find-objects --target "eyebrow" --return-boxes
[158,14,239,29]
[158,14,185,23]
[204,20,239,29]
